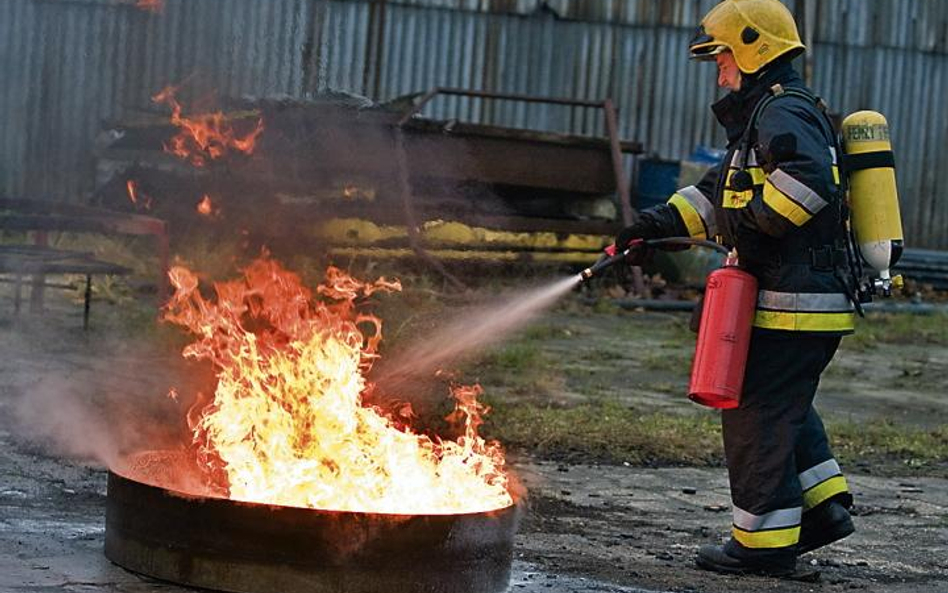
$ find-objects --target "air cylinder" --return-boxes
[841,110,904,279]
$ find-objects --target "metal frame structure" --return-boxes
[397,87,638,226]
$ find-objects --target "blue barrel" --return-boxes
[635,158,680,210]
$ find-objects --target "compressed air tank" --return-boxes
[841,111,904,279]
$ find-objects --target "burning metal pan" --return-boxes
[105,451,518,593]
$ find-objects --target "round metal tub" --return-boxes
[105,451,519,593]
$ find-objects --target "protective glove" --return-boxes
[615,223,646,251]
[613,225,653,266]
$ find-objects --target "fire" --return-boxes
[196,194,216,217]
[152,86,264,167]
[136,0,163,13]
[163,257,512,514]
[126,180,152,209]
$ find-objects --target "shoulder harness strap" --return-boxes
[732,84,832,189]
[745,86,865,315]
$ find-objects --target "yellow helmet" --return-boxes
[689,0,805,74]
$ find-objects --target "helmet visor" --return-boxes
[689,26,729,60]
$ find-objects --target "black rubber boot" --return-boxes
[696,539,797,577]
[798,500,855,555]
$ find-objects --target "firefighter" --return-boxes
[616,0,855,576]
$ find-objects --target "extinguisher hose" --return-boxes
[645,237,731,255]
[580,237,731,281]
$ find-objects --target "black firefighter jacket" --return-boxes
[635,61,854,334]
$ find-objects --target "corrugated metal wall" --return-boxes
[1,0,946,247]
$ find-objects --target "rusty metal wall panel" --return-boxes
[377,0,718,27]
[0,0,38,199]
[812,40,948,248]
[813,0,948,53]
[1,0,947,247]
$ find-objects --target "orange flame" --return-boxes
[163,257,512,514]
[152,86,264,167]
[136,0,163,13]
[126,180,152,209]
[125,180,138,205]
[196,194,216,217]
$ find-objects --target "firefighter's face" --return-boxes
[716,51,742,91]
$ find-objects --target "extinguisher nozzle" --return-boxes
[579,251,625,282]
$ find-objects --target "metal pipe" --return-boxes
[83,274,92,331]
[398,86,620,127]
[432,87,604,108]
[603,98,633,227]
[603,98,645,296]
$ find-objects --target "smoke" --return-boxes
[2,321,206,469]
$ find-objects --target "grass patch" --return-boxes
[484,400,948,476]
[469,340,566,397]
[829,420,948,474]
[474,342,545,375]
[641,350,692,373]
[520,324,567,341]
[485,399,722,466]
[843,312,948,351]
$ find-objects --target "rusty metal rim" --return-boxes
[105,456,519,593]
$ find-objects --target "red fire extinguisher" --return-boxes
[688,250,758,409]
[580,240,758,409]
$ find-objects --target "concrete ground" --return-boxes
[2,294,947,593]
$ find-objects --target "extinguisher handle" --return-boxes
[580,240,644,280]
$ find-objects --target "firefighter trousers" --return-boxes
[721,328,851,560]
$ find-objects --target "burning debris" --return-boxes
[152,85,264,168]
[125,179,151,210]
[159,256,512,514]
[196,194,218,217]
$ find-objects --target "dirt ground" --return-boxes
[1,288,947,593]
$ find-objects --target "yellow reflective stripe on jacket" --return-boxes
[803,475,850,510]
[762,179,812,226]
[829,147,840,185]
[725,166,766,186]
[754,310,855,332]
[723,167,765,209]
[757,290,854,312]
[668,185,715,239]
[754,290,855,332]
[763,169,830,227]
[748,167,766,185]
[769,169,830,213]
[723,189,753,209]
[668,195,707,239]
[732,525,800,549]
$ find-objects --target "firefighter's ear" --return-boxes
[767,132,798,162]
